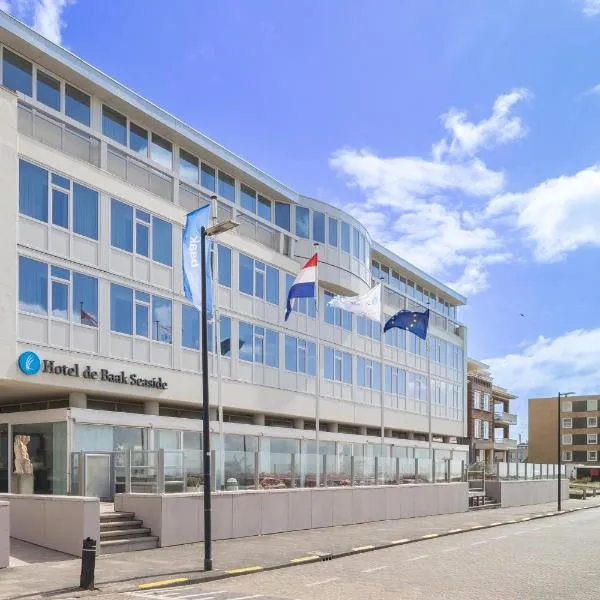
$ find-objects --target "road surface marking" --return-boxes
[138,578,190,590]
[471,540,488,546]
[520,517,531,521]
[448,528,463,533]
[290,556,319,564]
[442,546,460,553]
[546,512,555,516]
[421,533,439,539]
[408,554,428,562]
[490,522,502,526]
[353,545,375,552]
[224,566,263,575]
[306,578,340,587]
[470,525,484,530]
[362,565,389,573]
[391,538,410,544]
[505,520,518,524]
[227,596,263,600]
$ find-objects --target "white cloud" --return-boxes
[584,83,600,96]
[433,89,530,161]
[330,91,530,295]
[487,165,600,262]
[581,0,600,16]
[1,0,74,45]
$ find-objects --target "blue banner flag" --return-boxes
[384,309,429,340]
[182,205,212,315]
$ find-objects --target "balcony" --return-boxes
[474,438,518,451]
[494,412,518,426]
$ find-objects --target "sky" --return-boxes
[3,0,600,440]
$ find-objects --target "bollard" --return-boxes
[80,537,96,590]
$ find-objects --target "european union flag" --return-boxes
[384,309,429,341]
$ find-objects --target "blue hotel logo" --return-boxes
[18,351,41,376]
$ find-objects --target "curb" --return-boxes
[122,502,600,593]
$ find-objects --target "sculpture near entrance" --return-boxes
[13,435,33,475]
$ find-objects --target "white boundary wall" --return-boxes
[0,501,8,568]
[484,480,569,508]
[116,483,468,547]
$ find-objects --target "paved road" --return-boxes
[119,508,600,600]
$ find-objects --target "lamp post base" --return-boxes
[204,558,213,572]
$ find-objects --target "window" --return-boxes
[50,266,69,320]
[483,393,490,411]
[151,296,172,343]
[136,210,150,256]
[313,211,325,243]
[2,49,32,96]
[201,163,216,191]
[473,419,481,439]
[588,433,597,444]
[328,217,338,247]
[258,195,271,221]
[218,172,235,202]
[285,274,316,318]
[110,284,133,335]
[284,336,316,375]
[219,316,231,356]
[473,390,481,409]
[296,206,309,239]
[352,228,360,259]
[19,160,48,222]
[562,434,573,445]
[562,401,572,412]
[238,322,278,366]
[152,216,172,266]
[217,245,232,287]
[151,133,173,170]
[341,222,350,253]
[65,84,90,126]
[135,291,150,337]
[73,273,98,327]
[588,399,598,411]
[37,70,60,111]
[111,199,133,251]
[174,149,197,184]
[356,357,381,391]
[323,291,352,330]
[52,176,69,229]
[562,418,572,429]
[275,202,290,231]
[73,183,98,240]
[588,416,598,428]
[182,305,199,350]
[562,451,572,462]
[589,451,598,462]
[238,254,279,304]
[483,421,490,440]
[240,184,256,213]
[129,123,148,156]
[18,256,47,315]
[102,105,127,145]
[324,347,352,384]
[385,365,406,396]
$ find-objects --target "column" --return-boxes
[328,423,339,434]
[144,400,160,416]
[253,414,265,426]
[293,418,304,430]
[68,392,87,409]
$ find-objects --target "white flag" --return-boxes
[327,284,382,322]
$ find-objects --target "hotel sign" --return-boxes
[18,352,168,390]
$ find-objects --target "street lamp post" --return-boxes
[200,217,238,572]
[557,391,574,512]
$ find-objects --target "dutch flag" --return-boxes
[285,253,318,321]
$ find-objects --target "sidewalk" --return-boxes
[2,496,600,600]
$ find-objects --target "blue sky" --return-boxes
[5,0,600,439]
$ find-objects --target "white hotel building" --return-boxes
[0,13,468,497]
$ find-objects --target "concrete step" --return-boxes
[100,519,143,530]
[100,512,135,522]
[100,527,152,539]
[99,536,159,554]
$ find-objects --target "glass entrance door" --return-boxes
[0,425,8,492]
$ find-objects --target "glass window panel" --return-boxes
[179,149,199,183]
[136,222,149,257]
[254,329,264,364]
[275,201,290,231]
[73,272,98,326]
[201,163,216,191]
[341,222,350,252]
[51,173,70,189]
[152,216,172,266]
[219,316,231,357]
[266,330,278,368]
[240,184,256,213]
[352,228,360,259]
[357,357,365,387]
[218,245,232,287]
[136,290,150,303]
[373,362,381,391]
[73,183,98,240]
[182,305,200,349]
[51,280,68,320]
[150,133,173,170]
[136,209,151,223]
[324,347,334,380]
[266,266,279,305]
[19,160,48,222]
[343,353,352,384]
[285,336,297,372]
[111,199,133,251]
[307,342,316,375]
[328,217,338,246]
[343,311,352,332]
[51,265,69,280]
[398,369,406,394]
[313,211,325,243]
[51,189,68,228]
[254,262,265,299]
[65,84,90,126]
[36,70,60,110]
[239,254,254,295]
[218,172,235,202]
[2,49,32,96]
[324,292,335,325]
[239,322,254,362]
[258,195,271,221]
[110,284,133,334]
[102,105,127,145]
[19,257,48,315]
[152,296,172,343]
[129,122,148,156]
[136,302,149,337]
[295,206,309,239]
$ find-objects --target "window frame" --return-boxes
[562,434,572,445]
[562,418,573,429]
[588,433,598,445]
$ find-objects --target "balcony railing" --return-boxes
[494,412,518,426]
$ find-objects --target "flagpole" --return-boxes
[314,244,321,488]
[427,336,432,460]
[379,284,385,447]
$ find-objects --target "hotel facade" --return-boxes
[0,13,468,498]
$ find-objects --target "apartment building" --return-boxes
[467,359,517,464]
[0,12,468,497]
[529,395,600,465]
